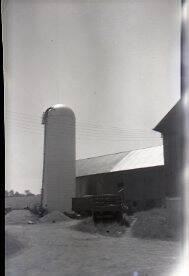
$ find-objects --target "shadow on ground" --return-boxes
[69,217,128,237]
[5,232,24,257]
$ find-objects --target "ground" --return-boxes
[5,219,181,276]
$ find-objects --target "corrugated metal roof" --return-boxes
[76,145,164,177]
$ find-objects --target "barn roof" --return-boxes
[153,99,183,135]
[76,145,164,177]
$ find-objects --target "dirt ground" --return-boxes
[5,219,181,276]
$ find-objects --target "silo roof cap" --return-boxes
[42,104,75,124]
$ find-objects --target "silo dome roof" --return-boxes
[42,104,75,124]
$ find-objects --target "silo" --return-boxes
[41,104,75,212]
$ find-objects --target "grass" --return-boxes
[131,208,182,241]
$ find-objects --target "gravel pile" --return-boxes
[39,210,71,223]
[131,208,181,241]
[71,217,127,237]
[5,210,38,225]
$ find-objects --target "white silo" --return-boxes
[41,104,75,212]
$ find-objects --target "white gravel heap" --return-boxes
[5,210,38,225]
[39,210,71,223]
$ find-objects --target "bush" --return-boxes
[29,204,48,217]
[5,207,12,215]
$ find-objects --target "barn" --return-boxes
[154,99,186,229]
[76,145,166,211]
[154,99,183,197]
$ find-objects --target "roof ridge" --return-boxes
[76,145,163,161]
[153,99,181,131]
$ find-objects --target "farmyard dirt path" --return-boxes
[5,220,181,276]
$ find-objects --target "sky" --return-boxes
[3,0,181,194]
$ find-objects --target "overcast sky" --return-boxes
[3,0,180,193]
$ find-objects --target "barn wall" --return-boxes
[76,166,165,209]
[163,134,183,196]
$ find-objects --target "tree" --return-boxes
[24,190,34,196]
[5,190,9,197]
[8,190,14,197]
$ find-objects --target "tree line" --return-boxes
[5,190,36,197]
